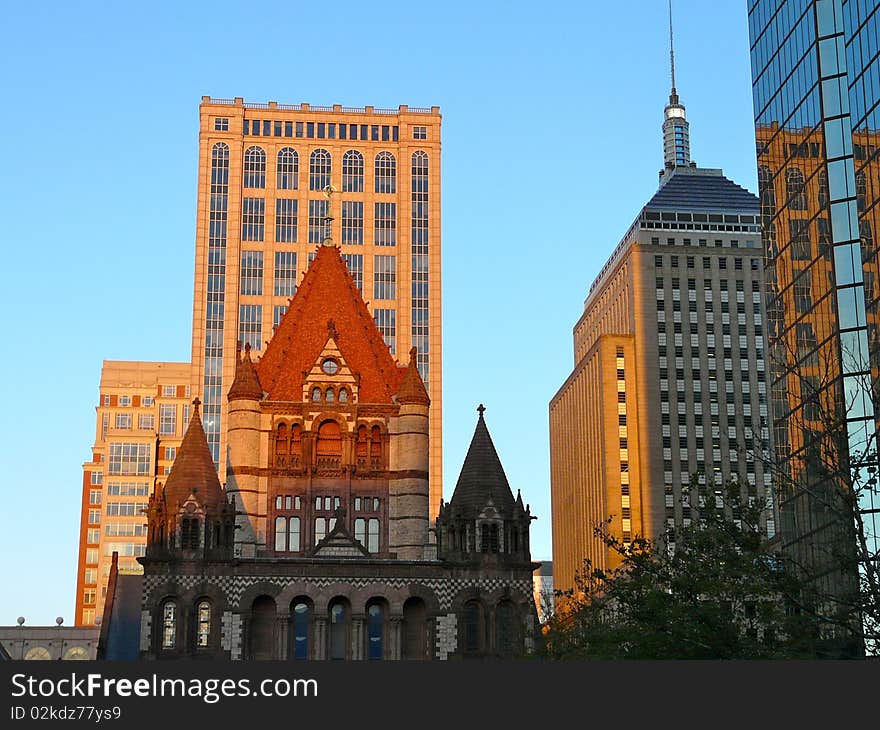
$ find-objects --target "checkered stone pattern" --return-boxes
[144,574,533,611]
[435,613,457,660]
[139,611,151,652]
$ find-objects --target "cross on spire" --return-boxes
[477,404,486,417]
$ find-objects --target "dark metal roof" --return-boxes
[448,407,516,516]
[645,168,759,212]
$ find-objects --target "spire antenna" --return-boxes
[669,0,676,95]
[661,0,691,174]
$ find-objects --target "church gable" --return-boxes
[302,325,359,406]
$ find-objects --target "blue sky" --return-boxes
[0,1,757,624]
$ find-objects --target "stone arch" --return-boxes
[237,580,284,613]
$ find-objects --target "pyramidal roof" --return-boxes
[647,167,759,213]
[161,400,223,510]
[449,406,515,515]
[256,245,407,403]
[228,342,263,401]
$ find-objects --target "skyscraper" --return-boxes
[748,0,879,653]
[191,98,444,517]
[550,41,771,594]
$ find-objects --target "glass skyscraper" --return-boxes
[748,0,880,655]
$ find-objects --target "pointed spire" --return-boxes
[228,341,263,401]
[160,401,223,510]
[448,405,516,516]
[396,347,430,405]
[662,0,691,172]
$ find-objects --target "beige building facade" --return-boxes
[74,361,191,625]
[190,97,443,518]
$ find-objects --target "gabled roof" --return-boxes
[448,406,516,516]
[256,245,405,403]
[646,167,759,212]
[161,400,223,510]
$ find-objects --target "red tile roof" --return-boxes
[256,245,407,403]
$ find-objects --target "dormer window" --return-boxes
[321,358,339,375]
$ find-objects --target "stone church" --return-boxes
[134,243,538,660]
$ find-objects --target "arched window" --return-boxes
[355,518,366,547]
[275,423,288,454]
[161,600,177,649]
[356,425,369,457]
[316,421,342,455]
[366,602,385,659]
[857,171,867,212]
[374,151,396,193]
[495,601,520,658]
[309,148,331,191]
[244,146,266,189]
[274,516,287,551]
[338,388,348,404]
[786,167,807,210]
[311,387,322,403]
[342,150,364,192]
[291,424,303,455]
[290,599,311,660]
[481,523,499,553]
[758,165,776,214]
[328,599,350,660]
[277,147,299,190]
[196,600,212,648]
[181,518,200,550]
[402,597,427,660]
[370,425,382,458]
[368,518,380,553]
[463,600,484,653]
[286,516,299,551]
[325,387,335,403]
[249,596,277,660]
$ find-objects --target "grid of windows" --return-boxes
[241,197,265,241]
[244,119,399,141]
[374,151,397,193]
[159,404,177,436]
[274,251,297,297]
[243,146,266,189]
[275,199,298,243]
[108,443,151,476]
[309,148,331,191]
[374,202,396,245]
[411,151,430,379]
[239,305,263,351]
[276,147,299,190]
[342,149,364,192]
[342,201,364,245]
[240,250,264,295]
[308,199,328,243]
[106,482,150,497]
[374,309,396,354]
[373,255,396,300]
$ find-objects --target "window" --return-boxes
[374,151,396,193]
[273,305,288,329]
[159,404,177,435]
[311,387,322,403]
[464,601,484,653]
[367,603,385,659]
[242,198,265,241]
[243,146,266,189]
[239,305,262,351]
[341,150,364,192]
[342,253,363,293]
[161,601,177,649]
[86,548,98,564]
[115,413,131,429]
[138,414,154,430]
[196,601,211,648]
[214,117,229,132]
[373,255,396,300]
[240,250,264,295]
[87,528,100,544]
[162,385,176,398]
[289,517,301,551]
[308,199,328,243]
[108,443,151,475]
[275,515,287,552]
[373,309,395,354]
[89,489,101,505]
[328,601,349,660]
[374,202,396,246]
[88,509,100,525]
[368,518,380,553]
[785,167,807,210]
[342,201,364,244]
[276,148,299,190]
[412,126,427,140]
[180,517,200,549]
[275,199,298,243]
[273,251,297,296]
[291,601,310,659]
[309,149,331,191]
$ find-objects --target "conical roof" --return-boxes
[449,405,516,516]
[228,342,263,401]
[160,399,223,510]
[256,245,404,403]
[395,348,430,405]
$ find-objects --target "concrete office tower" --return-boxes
[748,0,880,655]
[550,60,772,594]
[191,98,444,519]
[74,361,191,626]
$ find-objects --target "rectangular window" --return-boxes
[105,523,148,537]
[373,255,396,300]
[119,395,131,407]
[214,117,229,131]
[138,413,154,430]
[284,121,293,137]
[273,251,297,297]
[413,126,427,140]
[115,413,131,429]
[159,404,177,435]
[374,309,396,354]
[106,482,149,497]
[240,250,264,295]
[89,489,102,505]
[241,198,265,241]
[105,502,146,517]
[342,201,364,245]
[108,443,151,475]
[308,199,329,243]
[84,570,97,586]
[90,471,102,485]
[85,548,99,565]
[162,385,176,398]
[374,202,396,245]
[88,509,100,525]
[239,304,263,351]
[275,199,298,243]
[273,305,288,329]
[342,254,363,293]
[87,528,100,544]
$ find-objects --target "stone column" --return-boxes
[276,616,288,659]
[352,616,365,660]
[314,619,327,660]
[389,616,403,660]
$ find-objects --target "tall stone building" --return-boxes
[748,0,879,654]
[191,98,444,517]
[135,242,537,660]
[549,71,772,594]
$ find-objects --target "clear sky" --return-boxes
[0,0,758,624]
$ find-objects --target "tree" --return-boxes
[543,481,821,659]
